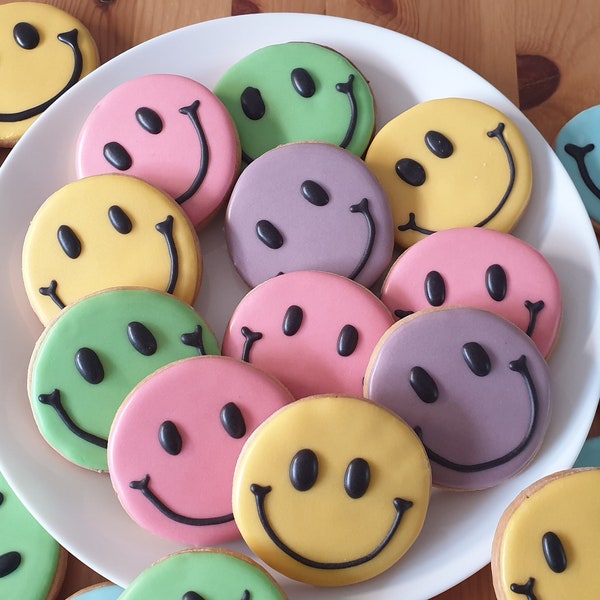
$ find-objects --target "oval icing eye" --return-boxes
[182,593,205,600]
[542,531,567,573]
[103,141,132,171]
[240,86,265,120]
[409,366,438,403]
[159,420,182,455]
[337,324,359,357]
[108,205,133,234]
[13,22,39,49]
[220,402,246,439]
[344,458,370,499]
[486,264,507,301]
[256,219,284,249]
[290,448,318,491]
[57,225,81,259]
[291,67,316,98]
[300,180,329,206]
[127,322,157,356]
[395,158,426,186]
[462,342,491,377]
[0,551,21,578]
[425,270,446,306]
[74,347,104,384]
[283,305,303,336]
[135,106,163,134]
[425,130,454,158]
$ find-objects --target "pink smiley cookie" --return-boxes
[221,270,395,399]
[76,74,241,230]
[380,228,562,357]
[107,355,293,546]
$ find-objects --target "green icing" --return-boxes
[29,288,220,471]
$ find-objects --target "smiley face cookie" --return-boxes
[66,583,124,600]
[28,288,220,472]
[364,307,552,490]
[492,468,600,600]
[221,270,395,399]
[225,142,394,289]
[214,42,375,165]
[76,74,241,230]
[365,98,532,248]
[0,2,99,146]
[108,355,293,546]
[22,174,202,325]
[232,395,431,586]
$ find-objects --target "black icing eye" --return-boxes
[103,141,132,171]
[74,347,105,384]
[291,67,316,98]
[159,420,182,455]
[283,305,303,336]
[108,205,133,234]
[127,322,157,356]
[425,130,454,158]
[344,458,370,499]
[542,531,567,573]
[424,270,446,306]
[462,342,492,377]
[290,448,318,491]
[410,366,438,403]
[395,158,426,186]
[57,225,82,259]
[337,324,359,357]
[0,551,22,578]
[301,180,329,206]
[240,86,265,120]
[220,402,246,439]
[0,491,4,505]
[182,593,205,600]
[486,264,507,301]
[13,22,39,50]
[256,219,284,249]
[135,107,163,134]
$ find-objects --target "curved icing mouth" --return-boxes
[0,29,83,123]
[130,474,234,526]
[564,142,600,200]
[397,122,516,236]
[249,483,412,569]
[414,354,539,473]
[348,197,376,280]
[509,576,536,600]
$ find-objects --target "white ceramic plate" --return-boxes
[1,13,599,599]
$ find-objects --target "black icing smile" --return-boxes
[397,122,516,235]
[0,29,83,123]
[250,483,413,569]
[564,142,600,201]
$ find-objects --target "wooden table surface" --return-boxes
[2,1,600,598]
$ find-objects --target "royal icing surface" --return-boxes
[22,174,202,325]
[68,583,124,600]
[214,42,375,165]
[76,74,240,230]
[108,355,293,546]
[232,395,431,586]
[365,98,532,248]
[364,307,552,490]
[0,2,98,146]
[221,270,395,399]
[573,436,600,468]
[380,227,562,357]
[225,142,394,288]
[492,468,600,600]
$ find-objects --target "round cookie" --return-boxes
[232,394,431,586]
[22,174,202,326]
[0,469,67,599]
[108,355,293,546]
[66,583,124,599]
[380,227,562,358]
[0,2,99,146]
[221,270,395,399]
[492,468,600,599]
[76,74,241,230]
[364,307,552,490]
[118,548,287,600]
[555,105,600,231]
[28,287,220,472]
[225,142,394,289]
[214,42,375,165]
[365,98,533,248]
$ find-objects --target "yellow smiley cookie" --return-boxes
[492,468,600,599]
[0,2,99,146]
[365,98,532,248]
[232,395,431,586]
[22,174,202,326]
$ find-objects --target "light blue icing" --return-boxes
[74,583,124,599]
